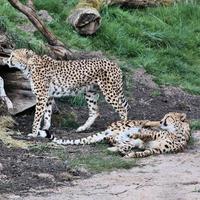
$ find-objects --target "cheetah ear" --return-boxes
[180,113,187,122]
[26,50,34,59]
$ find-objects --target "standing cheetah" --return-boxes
[4,49,129,138]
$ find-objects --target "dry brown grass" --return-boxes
[0,115,29,149]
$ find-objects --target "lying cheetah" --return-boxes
[53,112,190,158]
[4,49,129,138]
[53,119,159,145]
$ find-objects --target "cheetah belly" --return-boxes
[49,83,88,98]
[115,127,141,143]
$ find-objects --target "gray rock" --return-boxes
[34,173,55,182]
[38,10,53,23]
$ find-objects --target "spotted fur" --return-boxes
[52,120,158,145]
[4,49,129,138]
[53,112,190,158]
[118,112,190,158]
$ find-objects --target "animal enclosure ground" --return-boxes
[0,69,200,196]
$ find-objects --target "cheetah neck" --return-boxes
[21,66,32,79]
[174,123,190,140]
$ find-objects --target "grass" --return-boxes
[0,116,29,149]
[190,120,200,131]
[0,0,199,94]
[68,143,136,172]
[30,142,136,173]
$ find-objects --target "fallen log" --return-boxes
[7,0,104,60]
[68,0,173,35]
[0,70,36,115]
[106,0,173,8]
[68,0,103,35]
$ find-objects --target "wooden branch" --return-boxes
[0,1,104,115]
[7,0,104,60]
[68,0,103,35]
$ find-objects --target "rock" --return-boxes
[34,173,55,182]
[71,166,91,177]
[17,23,37,33]
[59,172,73,181]
[38,10,53,23]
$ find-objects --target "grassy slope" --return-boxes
[0,0,199,94]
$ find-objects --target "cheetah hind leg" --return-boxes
[98,80,128,121]
[107,139,145,154]
[76,91,99,132]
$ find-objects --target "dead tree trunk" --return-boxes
[68,0,103,35]
[68,0,173,35]
[106,0,173,8]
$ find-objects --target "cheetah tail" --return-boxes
[50,131,109,145]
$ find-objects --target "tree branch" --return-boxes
[7,0,103,60]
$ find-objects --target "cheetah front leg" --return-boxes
[76,90,99,132]
[132,131,156,141]
[28,95,49,138]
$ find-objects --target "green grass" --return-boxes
[190,120,200,131]
[0,0,199,94]
[150,90,161,97]
[68,143,136,173]
[30,143,136,173]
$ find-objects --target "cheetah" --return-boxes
[53,119,159,145]
[4,49,129,138]
[112,112,190,158]
[53,112,190,158]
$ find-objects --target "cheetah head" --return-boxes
[3,49,35,70]
[160,112,188,133]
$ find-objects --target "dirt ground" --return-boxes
[1,69,200,199]
[4,131,200,200]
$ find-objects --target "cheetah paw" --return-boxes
[76,126,88,133]
[107,147,119,152]
[123,155,130,159]
[27,133,38,138]
[38,130,47,138]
